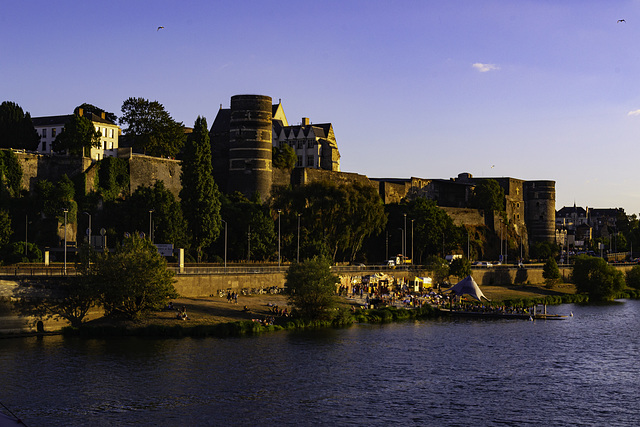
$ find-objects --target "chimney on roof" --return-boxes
[301,117,310,126]
[78,108,83,117]
[101,111,105,119]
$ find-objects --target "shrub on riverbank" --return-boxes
[64,320,284,338]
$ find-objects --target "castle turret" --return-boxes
[227,95,273,201]
[524,180,556,243]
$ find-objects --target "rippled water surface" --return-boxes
[1,301,639,426]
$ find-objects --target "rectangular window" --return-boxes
[42,129,47,138]
[51,128,57,137]
[110,128,114,138]
[307,157,314,167]
[297,155,302,167]
[42,142,47,151]
[297,141,303,149]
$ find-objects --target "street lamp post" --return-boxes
[25,214,28,257]
[247,225,251,262]
[467,227,470,260]
[63,208,68,275]
[221,219,227,270]
[411,219,414,265]
[148,210,154,243]
[83,211,91,248]
[385,230,389,261]
[297,213,301,263]
[403,213,407,261]
[277,209,281,267]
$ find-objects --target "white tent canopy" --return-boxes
[445,275,489,301]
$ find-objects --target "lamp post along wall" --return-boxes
[297,213,301,263]
[277,210,281,267]
[221,219,227,270]
[63,209,68,275]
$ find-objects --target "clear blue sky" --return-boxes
[2,1,640,214]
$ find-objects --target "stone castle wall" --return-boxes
[440,207,486,227]
[14,152,182,200]
[16,152,91,192]
[292,167,375,188]
[128,155,182,199]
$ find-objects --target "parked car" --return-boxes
[472,261,493,267]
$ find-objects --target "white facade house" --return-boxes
[272,115,341,172]
[32,109,120,160]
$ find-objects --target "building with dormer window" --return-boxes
[32,108,120,160]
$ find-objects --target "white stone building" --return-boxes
[32,108,120,160]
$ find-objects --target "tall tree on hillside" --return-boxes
[272,181,387,262]
[119,97,185,158]
[0,101,40,150]
[218,192,276,262]
[74,103,117,123]
[409,198,463,262]
[116,181,189,249]
[52,114,101,156]
[473,179,505,213]
[180,116,221,260]
[272,144,297,170]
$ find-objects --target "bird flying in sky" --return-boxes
[157,26,165,31]
[617,19,626,23]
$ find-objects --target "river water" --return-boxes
[1,301,639,426]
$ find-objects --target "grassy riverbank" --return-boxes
[14,281,640,339]
[62,282,578,338]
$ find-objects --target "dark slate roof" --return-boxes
[557,206,587,216]
[589,208,621,217]
[210,108,231,134]
[85,112,116,125]
[32,113,117,126]
[276,123,332,139]
[31,115,73,126]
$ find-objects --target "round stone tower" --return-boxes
[524,180,556,243]
[227,95,273,201]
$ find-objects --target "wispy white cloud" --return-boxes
[472,62,500,72]
[628,109,640,116]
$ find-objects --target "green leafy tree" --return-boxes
[542,257,561,288]
[0,209,12,248]
[74,103,117,123]
[14,277,99,327]
[285,257,339,320]
[218,192,276,261]
[0,149,24,198]
[96,157,130,201]
[119,97,185,158]
[52,114,101,156]
[530,241,559,260]
[409,198,463,262]
[473,179,505,213]
[625,265,640,290]
[180,116,221,259]
[424,255,450,285]
[93,234,177,320]
[272,181,387,262]
[449,257,471,279]
[571,255,625,301]
[343,183,387,262]
[0,101,40,150]
[113,181,189,249]
[1,242,42,264]
[272,144,297,170]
